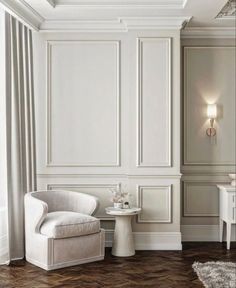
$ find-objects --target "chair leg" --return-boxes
[226,222,231,250]
[219,219,223,242]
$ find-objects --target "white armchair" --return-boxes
[24,190,105,270]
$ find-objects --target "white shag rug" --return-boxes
[193,261,236,288]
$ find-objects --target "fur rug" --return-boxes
[193,261,236,288]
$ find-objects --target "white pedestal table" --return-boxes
[105,207,141,257]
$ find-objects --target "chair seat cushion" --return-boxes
[40,211,100,239]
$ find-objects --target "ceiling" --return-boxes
[0,0,235,36]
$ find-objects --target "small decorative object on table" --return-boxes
[109,188,129,209]
[123,202,130,209]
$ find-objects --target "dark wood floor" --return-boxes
[0,242,236,288]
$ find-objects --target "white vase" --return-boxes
[114,203,123,209]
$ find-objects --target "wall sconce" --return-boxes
[206,104,217,137]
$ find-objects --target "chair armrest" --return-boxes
[24,193,48,233]
[70,192,99,216]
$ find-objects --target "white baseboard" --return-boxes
[181,225,236,242]
[105,230,182,250]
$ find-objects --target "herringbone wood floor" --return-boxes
[0,242,235,288]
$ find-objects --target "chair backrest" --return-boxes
[30,190,99,215]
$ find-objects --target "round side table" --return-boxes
[105,207,141,257]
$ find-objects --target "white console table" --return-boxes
[217,185,236,249]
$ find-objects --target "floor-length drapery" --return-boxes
[0,12,37,264]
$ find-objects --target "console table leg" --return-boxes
[226,222,231,250]
[219,219,223,242]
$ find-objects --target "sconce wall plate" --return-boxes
[206,127,216,137]
[206,104,217,137]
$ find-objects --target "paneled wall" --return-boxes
[33,30,181,249]
[181,38,236,240]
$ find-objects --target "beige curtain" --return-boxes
[0,12,37,264]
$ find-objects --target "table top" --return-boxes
[105,207,141,216]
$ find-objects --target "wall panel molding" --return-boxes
[137,38,172,168]
[46,40,121,167]
[38,173,182,178]
[47,183,121,220]
[181,225,236,241]
[183,46,236,167]
[183,181,228,217]
[137,185,172,223]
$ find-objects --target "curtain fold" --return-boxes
[0,13,37,264]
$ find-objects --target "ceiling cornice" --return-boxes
[0,0,44,30]
[48,0,187,9]
[39,16,192,32]
[45,0,56,8]
[181,27,236,38]
[216,0,236,19]
[40,19,127,32]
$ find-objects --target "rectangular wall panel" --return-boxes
[183,47,236,166]
[47,183,120,220]
[137,38,171,167]
[183,182,219,217]
[137,185,172,223]
[47,41,120,167]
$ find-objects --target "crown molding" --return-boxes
[40,19,127,32]
[215,0,236,19]
[122,16,191,30]
[40,16,191,32]
[46,0,56,8]
[49,0,187,9]
[0,0,44,31]
[181,27,236,38]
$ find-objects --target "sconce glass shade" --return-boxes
[207,104,217,119]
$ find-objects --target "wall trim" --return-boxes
[105,230,182,250]
[181,27,236,39]
[183,46,236,166]
[181,225,236,242]
[106,226,235,248]
[50,0,187,9]
[46,40,121,167]
[46,0,56,8]
[183,181,222,217]
[137,185,172,223]
[181,171,233,177]
[0,0,44,31]
[40,17,191,32]
[137,38,172,168]
[37,173,182,178]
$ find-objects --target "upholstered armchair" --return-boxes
[24,190,105,270]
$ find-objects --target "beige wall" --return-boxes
[181,38,236,234]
